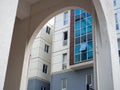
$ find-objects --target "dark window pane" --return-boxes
[116,24,119,30]
[87,33,92,41]
[81,27,86,35]
[75,54,80,62]
[87,41,93,51]
[81,12,86,20]
[87,26,92,33]
[75,45,80,54]
[87,51,93,59]
[75,37,80,45]
[75,15,80,22]
[81,52,87,61]
[81,35,86,43]
[87,13,91,17]
[46,26,51,34]
[64,31,68,40]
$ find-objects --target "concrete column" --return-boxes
[3,18,30,90]
[0,0,19,90]
[93,0,120,90]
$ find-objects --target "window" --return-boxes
[42,64,48,74]
[62,53,67,70]
[46,26,51,34]
[74,9,93,63]
[41,87,46,90]
[44,44,49,53]
[64,12,68,25]
[63,31,68,46]
[86,74,93,90]
[118,39,120,57]
[113,0,116,6]
[61,79,67,90]
[115,13,119,30]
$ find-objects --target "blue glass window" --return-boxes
[75,45,80,54]
[87,17,92,26]
[87,13,91,17]
[74,9,93,63]
[75,22,80,30]
[75,10,81,16]
[81,12,86,20]
[80,43,87,51]
[81,35,86,43]
[75,37,80,45]
[81,19,86,28]
[87,26,92,33]
[81,52,87,60]
[75,15,80,22]
[81,27,86,35]
[87,33,92,41]
[87,41,93,51]
[75,30,80,37]
[87,51,93,59]
[75,54,81,62]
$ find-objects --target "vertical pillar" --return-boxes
[93,0,120,90]
[0,0,19,90]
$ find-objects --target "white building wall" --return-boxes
[114,0,120,36]
[28,23,53,82]
[51,11,71,73]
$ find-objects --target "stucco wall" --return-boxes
[51,68,94,90]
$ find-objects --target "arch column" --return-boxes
[93,0,120,90]
[0,0,19,90]
[3,18,30,90]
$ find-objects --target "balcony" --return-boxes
[70,60,93,70]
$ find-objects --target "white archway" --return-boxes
[2,0,120,90]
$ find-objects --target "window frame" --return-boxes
[61,78,67,90]
[44,44,49,53]
[64,11,69,25]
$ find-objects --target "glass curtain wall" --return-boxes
[74,9,93,63]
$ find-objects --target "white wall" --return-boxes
[51,11,70,73]
[28,23,53,82]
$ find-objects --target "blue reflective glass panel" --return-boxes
[87,17,92,26]
[81,52,87,61]
[75,37,80,45]
[75,54,81,62]
[75,45,80,54]
[87,26,92,33]
[75,15,80,22]
[81,27,86,35]
[81,13,86,20]
[75,30,80,37]
[87,41,93,51]
[74,10,81,16]
[87,33,92,41]
[81,35,86,43]
[87,51,93,59]
[87,13,91,17]
[75,22,80,29]
[81,19,86,28]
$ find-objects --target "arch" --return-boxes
[3,0,120,90]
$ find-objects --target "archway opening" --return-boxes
[27,9,94,90]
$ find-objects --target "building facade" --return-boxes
[27,23,54,90]
[51,9,94,90]
[27,1,120,89]
[114,0,120,56]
